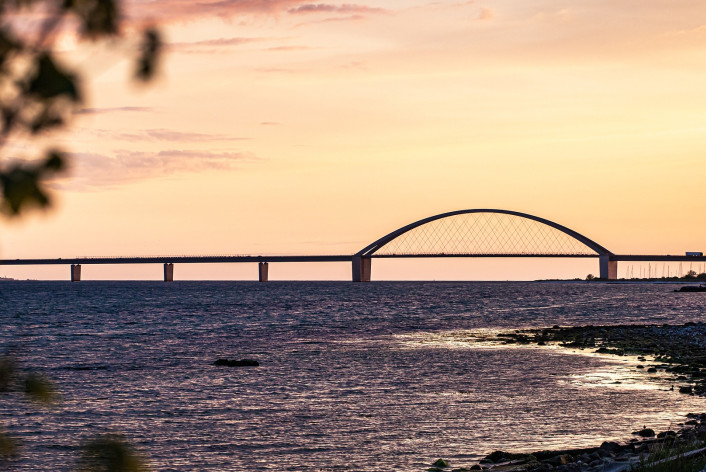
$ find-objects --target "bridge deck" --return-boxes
[0,255,352,265]
[371,253,598,258]
[610,255,706,262]
[1,254,705,266]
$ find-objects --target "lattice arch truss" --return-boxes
[358,210,611,258]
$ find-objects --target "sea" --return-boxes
[1,281,706,471]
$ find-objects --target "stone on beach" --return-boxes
[633,428,655,438]
[464,413,706,471]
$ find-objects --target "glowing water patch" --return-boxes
[393,329,675,393]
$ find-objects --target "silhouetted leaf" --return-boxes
[30,106,65,134]
[1,106,17,135]
[63,0,119,38]
[43,150,65,171]
[76,434,149,472]
[0,165,45,215]
[0,150,66,215]
[135,28,160,82]
[0,356,15,392]
[0,28,19,68]
[0,0,159,218]
[24,373,57,405]
[0,0,162,466]
[0,426,17,462]
[26,53,80,102]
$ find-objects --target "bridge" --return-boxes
[1,209,704,282]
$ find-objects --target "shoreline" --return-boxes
[430,323,706,471]
[429,414,706,471]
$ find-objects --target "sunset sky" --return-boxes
[1,0,706,280]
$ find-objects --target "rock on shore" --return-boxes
[428,413,706,471]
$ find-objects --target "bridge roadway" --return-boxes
[1,253,705,282]
[0,255,352,265]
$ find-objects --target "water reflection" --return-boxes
[1,281,706,471]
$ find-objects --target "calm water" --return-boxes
[1,281,706,471]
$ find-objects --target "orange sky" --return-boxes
[1,0,706,280]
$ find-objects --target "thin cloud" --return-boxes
[168,36,308,55]
[305,14,366,24]
[126,0,309,24]
[288,2,386,25]
[168,36,263,51]
[74,107,153,115]
[266,45,315,51]
[52,149,256,190]
[665,25,706,38]
[154,149,252,161]
[146,130,247,141]
[93,129,250,143]
[185,37,260,46]
[288,3,386,15]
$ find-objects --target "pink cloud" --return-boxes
[167,36,313,55]
[53,149,257,190]
[125,0,309,24]
[299,14,366,24]
[91,128,250,142]
[124,0,387,25]
[171,37,262,47]
[287,3,385,15]
[74,107,153,115]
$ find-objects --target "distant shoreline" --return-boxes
[539,278,706,284]
[0,278,702,283]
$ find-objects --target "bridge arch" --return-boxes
[352,209,615,281]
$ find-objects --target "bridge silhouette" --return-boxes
[2,209,704,282]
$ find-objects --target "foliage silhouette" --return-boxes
[0,0,161,216]
[1,352,150,469]
[77,434,149,472]
[0,0,160,469]
[0,353,56,463]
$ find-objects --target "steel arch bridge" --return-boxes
[5,208,704,281]
[351,209,616,281]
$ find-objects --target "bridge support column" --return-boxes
[599,255,617,280]
[70,264,81,282]
[258,262,269,282]
[352,256,371,282]
[164,263,174,282]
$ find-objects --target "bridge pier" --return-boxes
[164,263,174,282]
[258,262,269,282]
[352,256,371,282]
[599,255,617,280]
[70,264,81,282]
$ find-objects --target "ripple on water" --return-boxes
[1,281,705,471]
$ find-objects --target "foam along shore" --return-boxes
[428,413,706,471]
[489,323,706,396]
[426,323,706,471]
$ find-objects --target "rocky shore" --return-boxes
[429,413,706,471]
[491,322,706,396]
[429,323,706,471]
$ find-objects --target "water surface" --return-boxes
[1,281,705,471]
